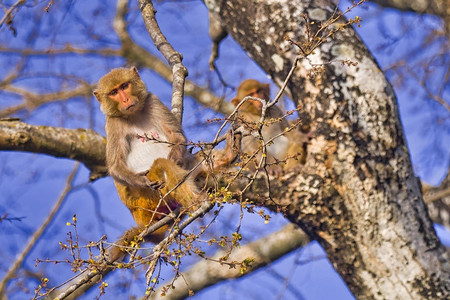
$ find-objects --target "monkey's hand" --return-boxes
[168,145,187,167]
[135,171,165,190]
[148,180,165,190]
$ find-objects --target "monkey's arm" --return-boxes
[106,118,162,188]
[107,147,161,188]
[166,127,187,167]
[208,128,242,171]
[149,94,188,166]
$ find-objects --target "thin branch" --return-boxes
[138,0,188,124]
[150,224,308,300]
[425,187,450,204]
[0,0,26,29]
[0,163,80,296]
[0,84,93,118]
[53,201,212,300]
[145,201,214,285]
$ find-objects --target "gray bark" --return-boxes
[0,119,106,179]
[205,0,450,299]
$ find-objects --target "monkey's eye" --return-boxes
[108,88,118,96]
[120,82,130,90]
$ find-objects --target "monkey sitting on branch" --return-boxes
[94,67,240,262]
[231,79,308,173]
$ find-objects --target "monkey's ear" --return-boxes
[231,97,240,106]
[130,66,139,75]
[93,90,101,102]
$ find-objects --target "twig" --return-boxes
[53,206,180,300]
[0,0,26,29]
[53,201,212,300]
[145,201,214,286]
[150,224,308,299]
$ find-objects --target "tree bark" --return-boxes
[0,119,106,179]
[206,0,450,298]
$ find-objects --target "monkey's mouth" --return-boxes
[126,104,136,111]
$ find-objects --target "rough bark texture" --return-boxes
[0,119,106,179]
[206,0,450,299]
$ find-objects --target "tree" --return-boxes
[0,0,448,299]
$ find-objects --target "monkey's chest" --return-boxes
[126,131,171,173]
[243,125,289,160]
[267,135,289,159]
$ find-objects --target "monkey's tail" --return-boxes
[106,226,144,263]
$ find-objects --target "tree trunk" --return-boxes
[206,0,450,298]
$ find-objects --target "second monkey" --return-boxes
[231,79,308,173]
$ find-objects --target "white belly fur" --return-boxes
[267,135,289,160]
[126,134,171,174]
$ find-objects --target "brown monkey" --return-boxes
[231,79,307,172]
[94,67,198,260]
[94,67,188,188]
[94,67,240,261]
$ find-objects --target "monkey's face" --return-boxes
[107,81,140,115]
[247,87,269,110]
[239,100,262,115]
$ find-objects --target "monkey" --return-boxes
[94,67,200,260]
[94,67,188,188]
[94,67,241,262]
[231,79,308,173]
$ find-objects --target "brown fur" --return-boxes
[94,67,187,188]
[232,79,307,172]
[108,158,202,262]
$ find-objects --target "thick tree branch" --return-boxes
[205,0,450,298]
[0,119,106,180]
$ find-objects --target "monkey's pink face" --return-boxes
[248,99,263,110]
[108,81,138,113]
[246,88,269,110]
